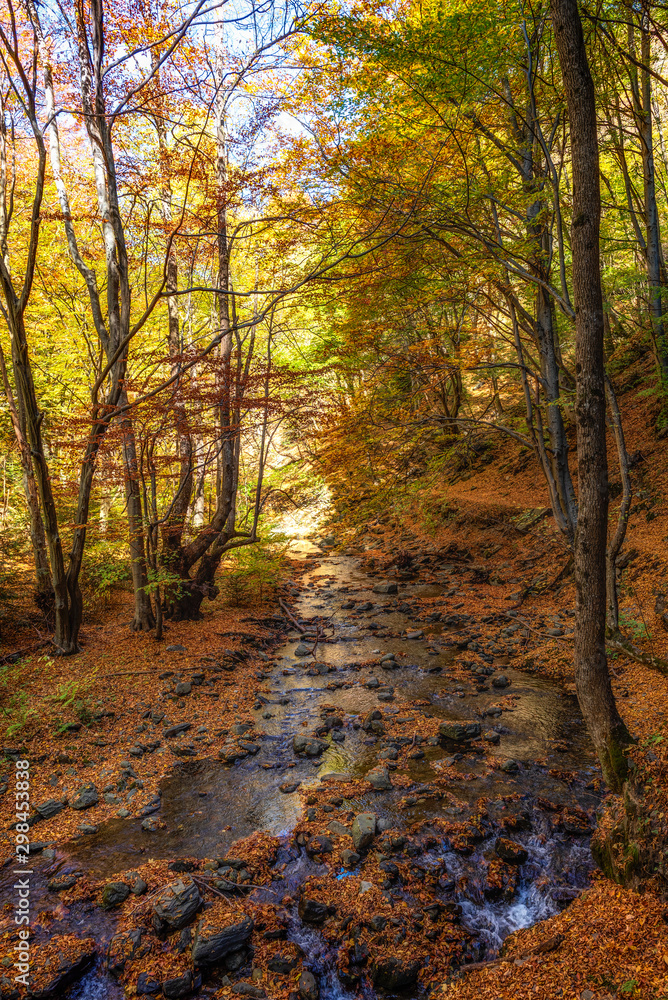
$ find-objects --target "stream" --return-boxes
[14,540,601,998]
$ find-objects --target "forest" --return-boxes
[0,0,668,997]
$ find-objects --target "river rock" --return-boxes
[163,971,193,998]
[101,881,130,909]
[294,643,312,657]
[70,783,99,809]
[500,759,520,772]
[484,730,500,743]
[27,935,96,998]
[368,767,392,790]
[192,913,254,965]
[298,896,329,924]
[495,837,528,865]
[107,929,142,976]
[352,813,377,851]
[492,674,510,688]
[370,956,422,989]
[373,582,398,594]
[439,721,481,743]
[137,972,162,995]
[35,798,65,820]
[341,848,360,867]
[298,970,319,1000]
[152,877,201,933]
[306,835,333,856]
[293,735,328,757]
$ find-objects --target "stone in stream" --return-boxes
[298,970,319,1000]
[298,896,329,924]
[378,746,398,760]
[365,678,380,688]
[371,956,422,989]
[294,642,313,657]
[500,759,520,773]
[152,878,201,933]
[136,972,162,995]
[293,734,329,757]
[352,812,377,851]
[101,881,130,909]
[373,582,397,594]
[163,972,194,998]
[306,835,333,856]
[438,721,481,743]
[405,630,424,640]
[495,837,528,865]
[492,674,510,688]
[107,929,143,976]
[484,730,501,744]
[192,913,254,965]
[280,782,301,794]
[368,767,393,790]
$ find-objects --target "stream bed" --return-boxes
[15,540,601,999]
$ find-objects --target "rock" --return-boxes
[174,682,191,696]
[35,798,65,820]
[298,970,319,1000]
[484,730,500,744]
[152,878,201,933]
[192,913,254,965]
[101,881,131,909]
[232,985,266,998]
[298,896,329,924]
[438,721,481,743]
[294,643,313,657]
[166,644,186,651]
[368,767,392,790]
[378,746,398,759]
[500,759,520,773]
[163,971,193,998]
[280,782,301,794]
[358,881,373,894]
[27,936,96,998]
[370,957,422,990]
[142,816,161,832]
[373,582,398,594]
[352,812,377,851]
[306,835,333,856]
[328,820,350,838]
[136,972,162,995]
[365,678,380,688]
[70,783,99,809]
[77,823,98,835]
[492,674,510,688]
[164,722,192,738]
[405,630,424,640]
[341,848,360,867]
[293,734,328,757]
[107,929,142,976]
[495,838,528,865]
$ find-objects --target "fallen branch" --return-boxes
[0,639,51,664]
[607,636,668,677]
[279,599,306,633]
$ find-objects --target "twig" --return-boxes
[279,599,306,633]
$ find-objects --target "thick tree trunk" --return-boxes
[550,0,632,792]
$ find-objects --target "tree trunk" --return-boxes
[550,0,632,792]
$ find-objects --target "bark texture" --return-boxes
[550,0,632,791]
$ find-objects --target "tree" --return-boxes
[549,0,632,791]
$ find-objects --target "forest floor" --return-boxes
[1,374,668,999]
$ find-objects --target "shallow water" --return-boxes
[55,540,598,996]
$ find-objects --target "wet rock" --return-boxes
[405,630,424,640]
[142,816,161,832]
[484,730,500,744]
[70,783,99,809]
[35,798,65,820]
[293,734,328,757]
[27,936,96,998]
[101,881,130,909]
[268,953,301,974]
[137,972,162,995]
[306,835,333,856]
[298,896,329,924]
[352,812,377,851]
[373,582,398,594]
[378,746,398,760]
[192,913,254,965]
[152,878,201,933]
[298,970,319,1000]
[107,928,142,976]
[492,674,510,688]
[48,874,80,892]
[328,820,350,838]
[294,643,313,657]
[280,782,301,794]
[365,678,380,688]
[232,722,253,736]
[77,823,98,835]
[495,837,528,865]
[438,721,481,743]
[368,767,392,790]
[232,985,266,998]
[371,956,422,989]
[163,971,193,998]
[500,759,520,773]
